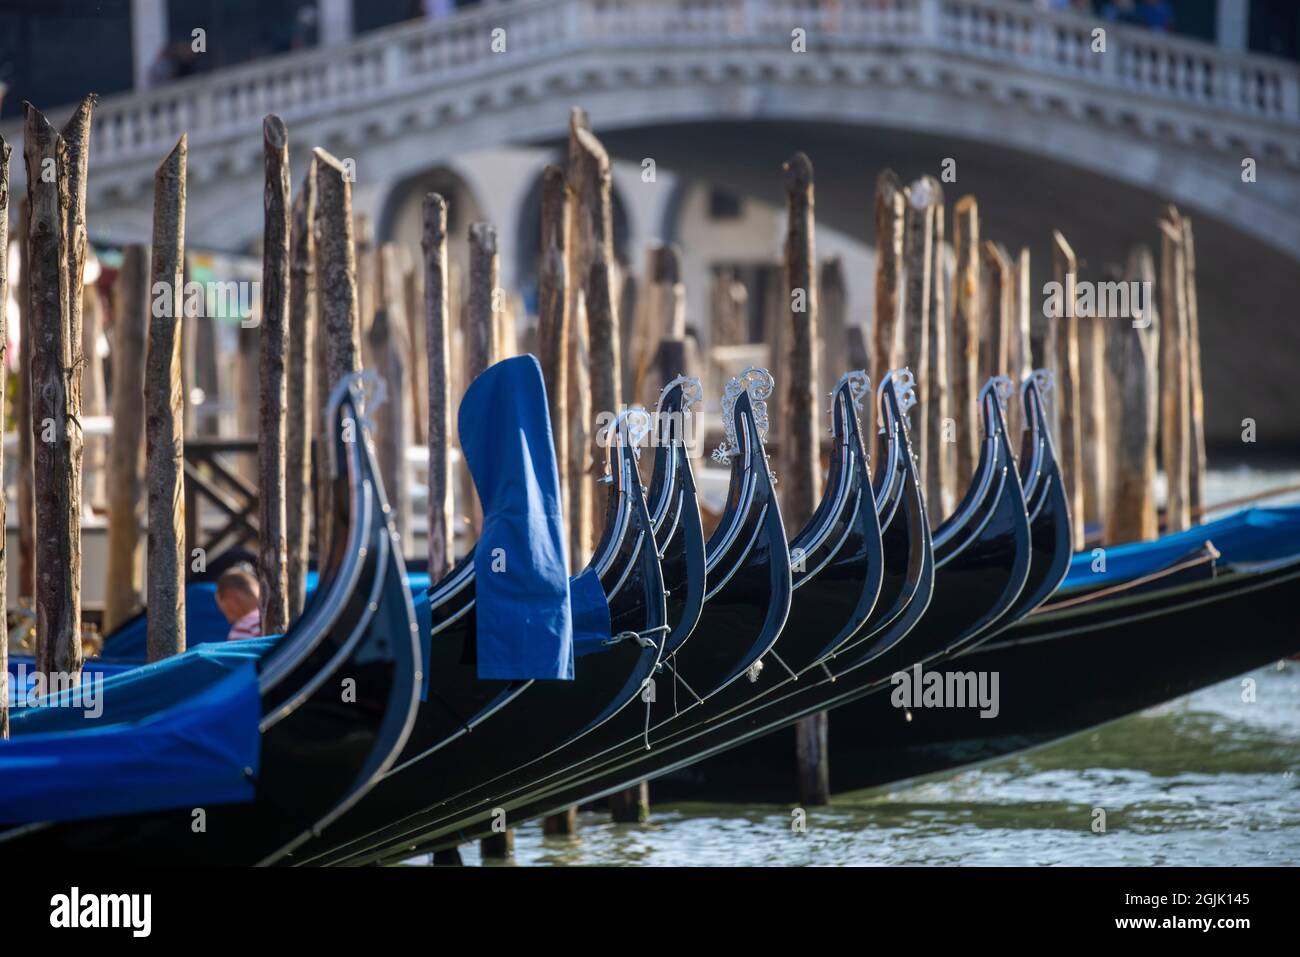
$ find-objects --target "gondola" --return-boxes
[445,370,893,814]
[347,370,951,862]
[367,371,1040,858]
[0,374,422,865]
[277,357,669,864]
[657,542,1300,801]
[308,370,796,865]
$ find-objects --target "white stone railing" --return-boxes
[6,0,1298,170]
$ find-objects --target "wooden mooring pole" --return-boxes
[258,115,290,635]
[313,148,362,563]
[950,195,980,491]
[537,167,570,527]
[1051,230,1085,551]
[785,152,830,808]
[24,104,82,678]
[537,167,581,838]
[104,245,149,633]
[924,179,952,519]
[571,125,621,545]
[901,178,935,501]
[1008,246,1032,441]
[423,193,455,582]
[872,170,905,433]
[1104,247,1159,543]
[1181,215,1207,516]
[286,162,316,620]
[0,136,10,737]
[145,135,188,662]
[371,243,413,547]
[17,194,34,606]
[1159,209,1192,534]
[1078,285,1109,542]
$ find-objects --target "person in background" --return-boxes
[216,567,262,640]
[1134,0,1174,31]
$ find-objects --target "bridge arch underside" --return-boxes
[572,120,1296,451]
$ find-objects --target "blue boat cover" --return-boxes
[1062,504,1300,590]
[0,661,261,823]
[571,566,614,658]
[459,355,589,680]
[7,637,277,726]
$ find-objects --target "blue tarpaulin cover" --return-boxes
[571,566,614,658]
[1062,505,1300,589]
[0,659,261,823]
[459,355,587,680]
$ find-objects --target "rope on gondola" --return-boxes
[662,657,704,711]
[600,624,669,650]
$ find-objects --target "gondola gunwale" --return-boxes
[0,374,422,866]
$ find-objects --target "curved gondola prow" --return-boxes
[982,370,1073,629]
[932,377,1015,562]
[257,374,422,864]
[827,372,935,665]
[647,376,707,656]
[572,413,670,740]
[934,376,1033,656]
[787,370,884,656]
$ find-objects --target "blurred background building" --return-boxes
[1,0,1298,449]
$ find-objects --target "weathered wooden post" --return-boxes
[466,223,498,384]
[610,782,651,824]
[872,170,905,422]
[820,257,849,396]
[104,245,149,633]
[783,152,829,807]
[1104,247,1160,543]
[1159,210,1191,534]
[1181,215,1207,516]
[979,241,1011,385]
[370,243,413,548]
[258,115,290,635]
[783,153,822,536]
[537,167,570,526]
[901,178,935,497]
[568,291,593,566]
[565,110,594,564]
[950,196,980,491]
[1078,282,1109,542]
[313,148,362,561]
[618,270,639,402]
[634,244,686,409]
[24,105,82,678]
[1007,246,1033,440]
[465,222,499,543]
[0,136,10,737]
[543,807,580,837]
[1051,230,1085,551]
[712,266,749,349]
[423,193,455,581]
[286,164,316,620]
[355,214,375,365]
[924,179,952,518]
[402,248,428,445]
[145,135,188,661]
[17,195,35,605]
[63,95,94,533]
[81,284,108,511]
[571,126,621,544]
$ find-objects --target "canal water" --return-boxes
[437,662,1299,866]
[427,467,1300,867]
